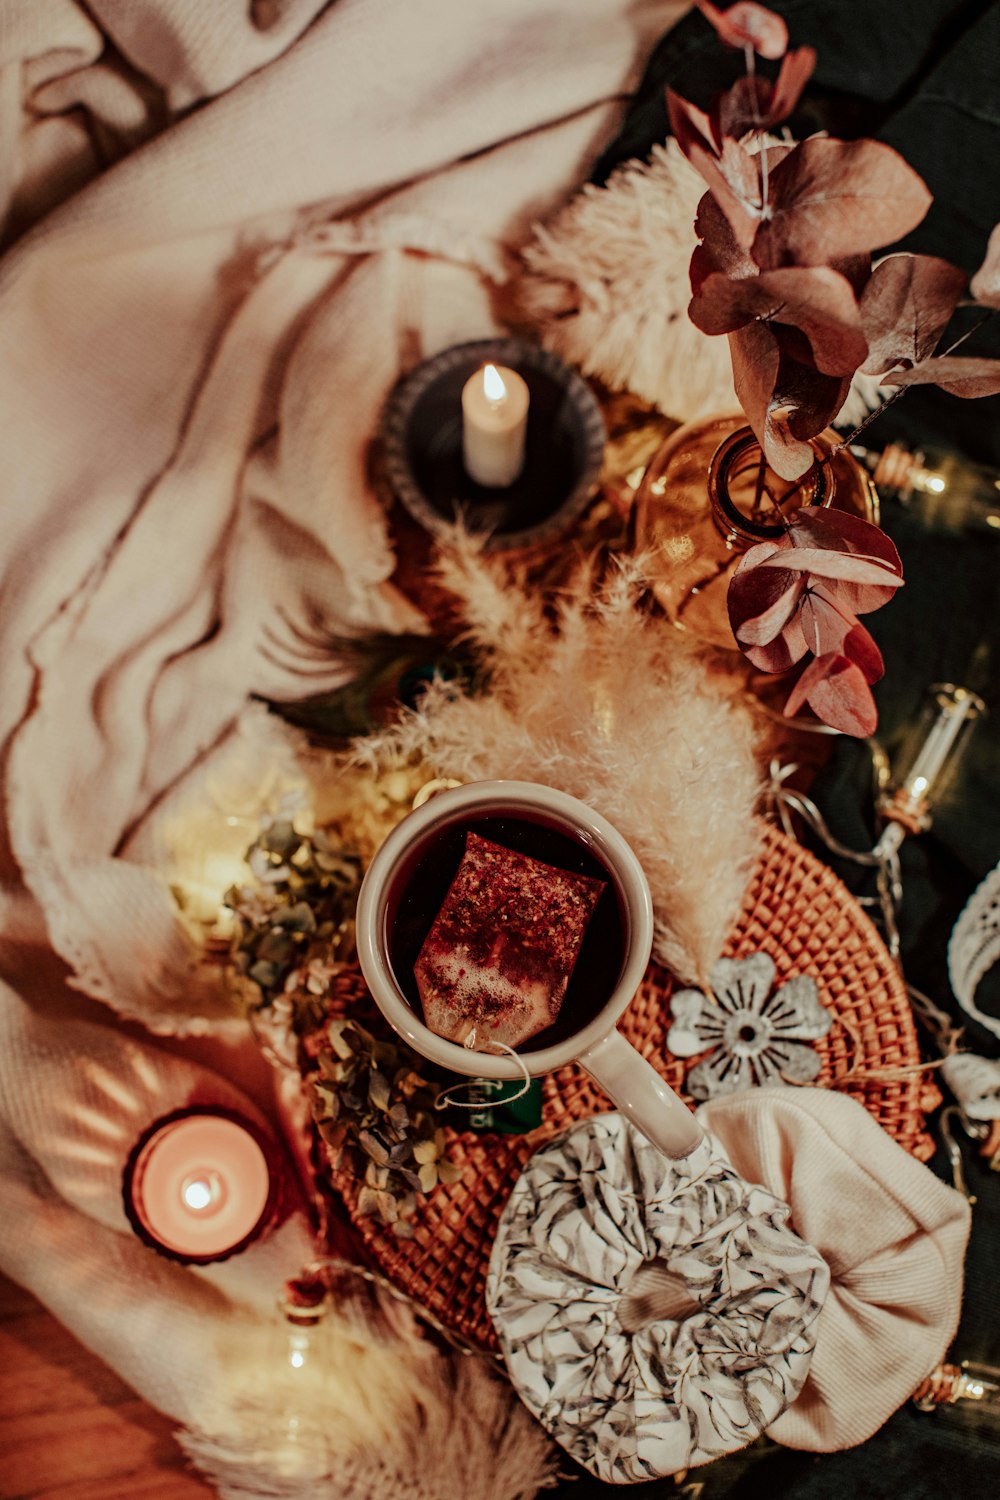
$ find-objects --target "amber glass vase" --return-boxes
[632,413,880,650]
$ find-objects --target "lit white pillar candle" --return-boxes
[461,362,529,488]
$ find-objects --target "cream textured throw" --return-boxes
[0,2,688,1494]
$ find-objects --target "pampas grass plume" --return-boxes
[355,542,763,986]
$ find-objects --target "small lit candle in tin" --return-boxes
[123,1108,278,1264]
[461,362,529,488]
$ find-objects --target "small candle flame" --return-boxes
[183,1178,214,1211]
[482,363,507,404]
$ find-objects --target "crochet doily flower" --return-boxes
[667,953,831,1100]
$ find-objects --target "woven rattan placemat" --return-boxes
[307,822,939,1351]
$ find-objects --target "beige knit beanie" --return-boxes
[700,1087,971,1451]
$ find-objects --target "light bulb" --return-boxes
[851,441,1000,533]
[875,683,985,856]
[914,1361,1000,1418]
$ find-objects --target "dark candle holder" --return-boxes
[379,338,605,553]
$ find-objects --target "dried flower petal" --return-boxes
[716,46,816,137]
[970,223,1000,309]
[884,354,1000,398]
[357,1185,380,1218]
[368,1069,391,1111]
[784,652,878,736]
[696,1,789,59]
[668,90,761,248]
[691,265,868,374]
[418,1161,439,1193]
[859,254,967,376]
[752,139,932,270]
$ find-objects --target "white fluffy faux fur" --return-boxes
[355,545,763,986]
[516,140,736,423]
[180,1321,558,1500]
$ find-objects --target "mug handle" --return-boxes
[579,1030,704,1159]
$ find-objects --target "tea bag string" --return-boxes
[434,1032,532,1110]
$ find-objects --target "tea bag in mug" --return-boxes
[415,833,604,1052]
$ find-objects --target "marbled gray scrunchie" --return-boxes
[486,1114,829,1483]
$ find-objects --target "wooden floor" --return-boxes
[0,1274,216,1500]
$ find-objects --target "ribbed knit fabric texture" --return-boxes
[701,1088,971,1452]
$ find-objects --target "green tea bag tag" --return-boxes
[456,1077,543,1134]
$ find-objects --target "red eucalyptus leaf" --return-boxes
[757,546,901,587]
[859,254,967,376]
[716,47,816,137]
[772,353,852,446]
[729,319,782,454]
[728,545,809,672]
[831,254,873,299]
[884,354,1000,398]
[843,622,885,685]
[798,588,859,657]
[752,138,932,270]
[690,265,867,374]
[803,567,900,621]
[692,191,759,282]
[731,568,805,647]
[667,90,761,247]
[767,45,817,121]
[696,2,789,59]
[784,652,879,736]
[970,223,1000,309]
[787,509,902,614]
[716,74,771,141]
[666,88,715,159]
[785,506,903,572]
[731,602,812,674]
[728,334,839,480]
[728,323,819,480]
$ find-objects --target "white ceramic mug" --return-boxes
[355,780,704,1159]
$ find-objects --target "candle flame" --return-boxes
[482,363,507,403]
[183,1178,214,1211]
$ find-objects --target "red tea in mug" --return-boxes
[384,812,629,1054]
